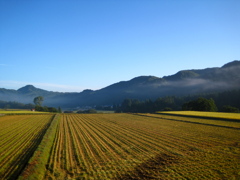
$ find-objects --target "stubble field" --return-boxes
[0,114,54,179]
[0,112,239,179]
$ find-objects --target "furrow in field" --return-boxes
[68,114,96,177]
[45,114,64,179]
[0,116,33,150]
[78,117,142,177]
[69,115,111,179]
[75,115,136,179]
[45,113,240,180]
[0,116,45,168]
[66,116,88,173]
[118,114,224,148]
[83,115,152,158]
[0,115,53,180]
[2,123,48,179]
[76,114,179,178]
[68,116,97,173]
[71,115,127,179]
[115,115,212,152]
[47,119,60,173]
[134,113,240,147]
[84,114,185,156]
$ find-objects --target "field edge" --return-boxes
[17,114,60,180]
[156,111,240,121]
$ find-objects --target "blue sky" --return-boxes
[0,0,239,92]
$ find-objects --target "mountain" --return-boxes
[18,85,46,94]
[1,60,240,108]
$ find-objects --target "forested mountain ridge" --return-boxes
[0,60,240,108]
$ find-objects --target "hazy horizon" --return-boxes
[1,1,239,92]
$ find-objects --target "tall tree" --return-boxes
[58,107,62,113]
[33,96,44,106]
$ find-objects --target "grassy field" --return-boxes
[0,109,48,114]
[144,113,240,129]
[157,110,240,120]
[1,112,240,179]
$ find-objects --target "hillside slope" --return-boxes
[0,60,239,107]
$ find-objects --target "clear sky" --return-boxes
[0,0,239,92]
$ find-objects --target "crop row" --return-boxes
[45,113,240,179]
[0,114,54,180]
[150,113,240,128]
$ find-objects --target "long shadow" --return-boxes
[4,115,55,180]
[114,153,179,180]
[133,113,240,130]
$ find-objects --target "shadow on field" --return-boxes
[114,153,179,180]
[133,114,240,130]
[3,115,54,180]
[157,113,240,123]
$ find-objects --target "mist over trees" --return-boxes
[0,100,34,109]
[1,60,240,108]
[116,89,240,113]
[33,96,61,113]
[33,96,44,106]
[1,88,240,114]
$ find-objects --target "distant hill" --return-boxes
[0,60,240,108]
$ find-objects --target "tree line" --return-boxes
[116,89,240,113]
[0,96,62,113]
[1,89,239,113]
[33,96,62,113]
[0,100,35,109]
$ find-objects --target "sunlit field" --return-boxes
[1,113,239,179]
[157,111,240,120]
[0,114,54,179]
[44,113,239,179]
[0,109,48,114]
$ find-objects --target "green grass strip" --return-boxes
[17,114,60,180]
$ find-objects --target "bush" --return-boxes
[163,107,172,111]
[35,105,58,112]
[64,110,74,113]
[182,97,218,112]
[77,109,97,114]
[221,105,239,113]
